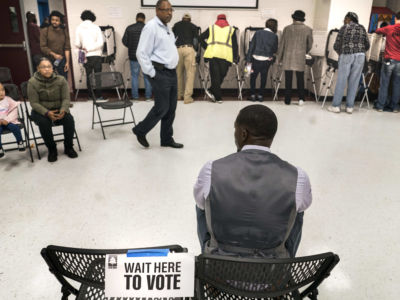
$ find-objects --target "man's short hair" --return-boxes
[396,11,400,20]
[265,18,278,34]
[81,10,96,22]
[136,12,145,20]
[49,10,64,21]
[156,0,169,8]
[235,105,278,140]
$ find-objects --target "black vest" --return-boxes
[205,149,298,258]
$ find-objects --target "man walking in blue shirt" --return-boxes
[132,0,183,149]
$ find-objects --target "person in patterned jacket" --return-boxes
[328,12,370,114]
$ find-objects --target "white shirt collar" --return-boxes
[264,28,272,32]
[241,145,271,152]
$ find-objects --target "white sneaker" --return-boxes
[217,100,223,104]
[205,89,215,102]
[328,106,340,113]
[298,99,304,106]
[145,98,153,102]
[346,107,353,114]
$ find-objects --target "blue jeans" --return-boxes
[196,206,304,258]
[332,53,365,108]
[130,60,152,99]
[0,123,23,147]
[54,57,68,79]
[376,59,400,110]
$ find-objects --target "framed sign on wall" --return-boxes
[141,0,258,9]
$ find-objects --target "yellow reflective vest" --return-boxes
[203,25,234,63]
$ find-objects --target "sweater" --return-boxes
[75,20,104,57]
[376,24,400,61]
[40,26,71,56]
[27,72,70,116]
[334,22,370,55]
[0,96,20,124]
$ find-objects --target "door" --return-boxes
[0,0,31,86]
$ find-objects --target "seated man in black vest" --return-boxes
[194,104,312,258]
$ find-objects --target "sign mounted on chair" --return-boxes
[105,249,195,298]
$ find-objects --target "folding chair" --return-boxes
[1,84,33,162]
[41,244,187,300]
[0,67,13,83]
[89,72,135,139]
[195,252,340,300]
[20,81,82,160]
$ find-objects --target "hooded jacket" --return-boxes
[75,20,104,57]
[27,72,70,116]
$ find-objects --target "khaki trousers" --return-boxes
[176,46,196,103]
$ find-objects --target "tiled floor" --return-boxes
[1,99,399,299]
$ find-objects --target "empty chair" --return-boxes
[89,71,135,139]
[20,81,82,160]
[0,67,13,83]
[41,244,187,299]
[195,252,340,300]
[0,83,33,162]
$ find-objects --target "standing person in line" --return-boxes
[246,19,278,102]
[132,0,183,149]
[277,10,313,106]
[26,12,42,70]
[75,10,105,101]
[373,11,400,113]
[200,14,239,103]
[40,10,71,79]
[122,12,152,101]
[328,12,370,114]
[173,13,199,104]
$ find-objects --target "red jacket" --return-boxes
[376,24,400,61]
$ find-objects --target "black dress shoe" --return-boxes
[132,127,149,148]
[161,140,184,148]
[48,149,58,162]
[64,147,78,158]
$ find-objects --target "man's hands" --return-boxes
[47,110,66,121]
[0,120,9,126]
[53,53,63,60]
[64,63,69,72]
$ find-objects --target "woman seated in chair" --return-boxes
[0,83,25,158]
[28,57,78,162]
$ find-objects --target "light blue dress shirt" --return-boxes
[136,16,179,78]
[193,145,312,212]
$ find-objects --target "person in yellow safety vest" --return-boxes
[200,14,239,103]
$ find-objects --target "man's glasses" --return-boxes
[158,8,174,12]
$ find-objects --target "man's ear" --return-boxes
[240,127,249,143]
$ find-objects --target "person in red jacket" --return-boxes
[374,11,400,112]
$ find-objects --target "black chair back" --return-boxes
[0,67,12,83]
[195,252,340,300]
[41,244,187,299]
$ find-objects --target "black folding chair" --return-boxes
[195,252,340,300]
[89,72,135,139]
[1,83,33,162]
[0,67,13,83]
[20,81,82,160]
[41,244,187,300]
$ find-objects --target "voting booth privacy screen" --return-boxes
[141,0,258,8]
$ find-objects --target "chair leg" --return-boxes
[23,124,34,163]
[307,289,318,300]
[129,106,136,125]
[74,130,82,151]
[30,119,41,160]
[122,106,127,124]
[91,102,95,130]
[96,106,106,139]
